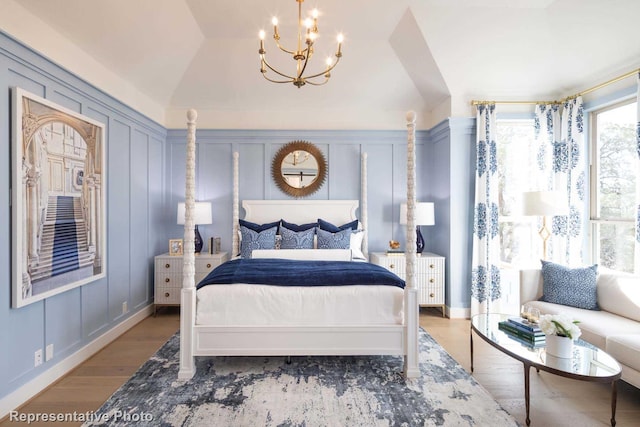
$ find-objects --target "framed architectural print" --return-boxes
[11,87,106,308]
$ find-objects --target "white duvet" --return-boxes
[196,284,404,326]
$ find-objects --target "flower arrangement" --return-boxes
[539,313,582,340]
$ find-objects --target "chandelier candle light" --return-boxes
[259,0,343,88]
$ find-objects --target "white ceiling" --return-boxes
[8,0,640,129]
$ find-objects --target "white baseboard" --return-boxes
[447,306,471,319]
[0,305,153,420]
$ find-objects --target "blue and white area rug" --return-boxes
[85,330,518,426]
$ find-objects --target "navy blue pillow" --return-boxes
[239,219,280,233]
[281,219,317,232]
[540,260,599,310]
[317,218,358,233]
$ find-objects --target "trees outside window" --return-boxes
[591,101,637,273]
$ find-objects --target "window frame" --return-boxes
[588,97,638,273]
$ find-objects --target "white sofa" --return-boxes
[520,269,640,388]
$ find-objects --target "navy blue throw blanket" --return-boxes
[197,258,405,290]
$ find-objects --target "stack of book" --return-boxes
[498,317,546,348]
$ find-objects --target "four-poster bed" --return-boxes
[178,109,420,379]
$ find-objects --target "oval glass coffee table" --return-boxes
[470,313,621,426]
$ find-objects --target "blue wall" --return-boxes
[0,32,166,402]
[164,129,431,255]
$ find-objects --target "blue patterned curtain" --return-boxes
[471,104,501,315]
[533,97,586,265]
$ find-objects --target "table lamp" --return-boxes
[177,202,212,253]
[400,202,435,254]
[521,191,568,260]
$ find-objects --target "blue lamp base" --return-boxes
[194,225,204,253]
[416,226,425,254]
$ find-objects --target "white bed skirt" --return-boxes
[196,284,404,326]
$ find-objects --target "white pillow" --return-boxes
[252,249,352,261]
[350,229,366,260]
[598,273,640,322]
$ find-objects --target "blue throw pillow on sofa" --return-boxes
[540,260,599,310]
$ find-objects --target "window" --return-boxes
[496,119,540,265]
[590,100,638,273]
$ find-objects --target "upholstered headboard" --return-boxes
[242,200,358,225]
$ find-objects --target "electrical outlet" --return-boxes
[122,301,128,314]
[34,349,43,367]
[46,344,54,361]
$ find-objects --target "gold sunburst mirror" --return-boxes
[272,141,327,198]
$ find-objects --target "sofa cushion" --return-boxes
[526,300,640,349]
[606,335,640,372]
[598,274,640,322]
[540,261,599,310]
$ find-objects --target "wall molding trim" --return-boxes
[0,305,153,420]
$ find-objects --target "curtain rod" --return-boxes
[471,67,640,106]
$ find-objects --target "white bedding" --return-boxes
[196,284,404,326]
[252,248,352,261]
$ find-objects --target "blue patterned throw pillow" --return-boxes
[280,226,315,249]
[540,260,599,310]
[239,225,277,258]
[317,228,352,249]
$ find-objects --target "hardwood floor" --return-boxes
[2,307,639,426]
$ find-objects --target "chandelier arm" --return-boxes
[304,78,329,86]
[299,55,341,81]
[261,56,296,80]
[262,73,294,84]
[297,43,313,78]
[273,38,299,56]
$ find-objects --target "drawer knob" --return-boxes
[389,264,395,269]
[429,278,435,283]
[165,278,170,283]
[207,263,212,268]
[164,292,170,298]
[430,292,435,298]
[165,263,170,269]
[429,264,435,269]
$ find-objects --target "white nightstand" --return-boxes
[370,252,446,317]
[154,252,229,314]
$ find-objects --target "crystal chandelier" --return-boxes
[258,0,343,88]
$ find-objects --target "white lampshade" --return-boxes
[400,202,435,226]
[521,191,569,216]
[177,202,212,225]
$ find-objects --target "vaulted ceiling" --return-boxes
[6,0,640,129]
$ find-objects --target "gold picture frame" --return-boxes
[169,239,184,256]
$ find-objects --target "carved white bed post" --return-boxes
[361,152,368,258]
[404,111,420,378]
[232,151,239,257]
[179,109,197,380]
